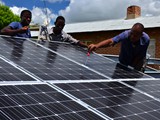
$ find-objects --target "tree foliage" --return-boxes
[0,5,20,30]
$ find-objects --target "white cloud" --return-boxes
[31,6,56,25]
[59,0,133,23]
[10,6,27,15]
[59,0,160,23]
[143,0,160,16]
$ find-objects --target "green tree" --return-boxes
[0,4,20,30]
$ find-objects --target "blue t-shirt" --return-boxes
[9,22,31,38]
[112,30,150,66]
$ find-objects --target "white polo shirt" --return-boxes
[49,27,79,44]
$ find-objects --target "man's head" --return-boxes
[54,16,65,34]
[20,10,32,26]
[130,23,144,43]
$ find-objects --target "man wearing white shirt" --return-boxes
[49,16,87,47]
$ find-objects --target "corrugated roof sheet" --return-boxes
[63,16,160,33]
[31,16,160,37]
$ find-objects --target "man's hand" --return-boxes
[88,44,98,53]
[19,26,29,33]
[88,39,114,53]
[78,41,88,48]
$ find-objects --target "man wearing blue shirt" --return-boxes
[1,10,32,38]
[88,23,150,71]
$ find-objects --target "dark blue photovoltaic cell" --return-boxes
[56,81,160,120]
[0,84,105,120]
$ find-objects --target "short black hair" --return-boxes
[55,16,65,24]
[133,23,144,31]
[20,10,32,18]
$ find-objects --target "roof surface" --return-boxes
[64,16,160,33]
[31,16,160,37]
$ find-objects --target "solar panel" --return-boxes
[0,83,107,120]
[43,41,151,79]
[0,36,106,81]
[0,35,159,120]
[55,80,160,120]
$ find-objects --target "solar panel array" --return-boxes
[0,35,159,120]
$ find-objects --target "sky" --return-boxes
[1,0,160,26]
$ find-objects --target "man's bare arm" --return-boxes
[1,26,29,36]
[88,38,114,52]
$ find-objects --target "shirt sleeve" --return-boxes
[63,32,79,44]
[143,32,150,46]
[112,30,129,44]
[49,27,53,35]
[141,34,150,58]
[9,22,19,29]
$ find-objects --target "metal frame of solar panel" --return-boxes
[0,35,160,120]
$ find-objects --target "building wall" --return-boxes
[145,28,160,58]
[69,27,160,58]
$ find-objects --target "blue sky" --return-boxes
[1,0,160,26]
[3,0,69,14]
